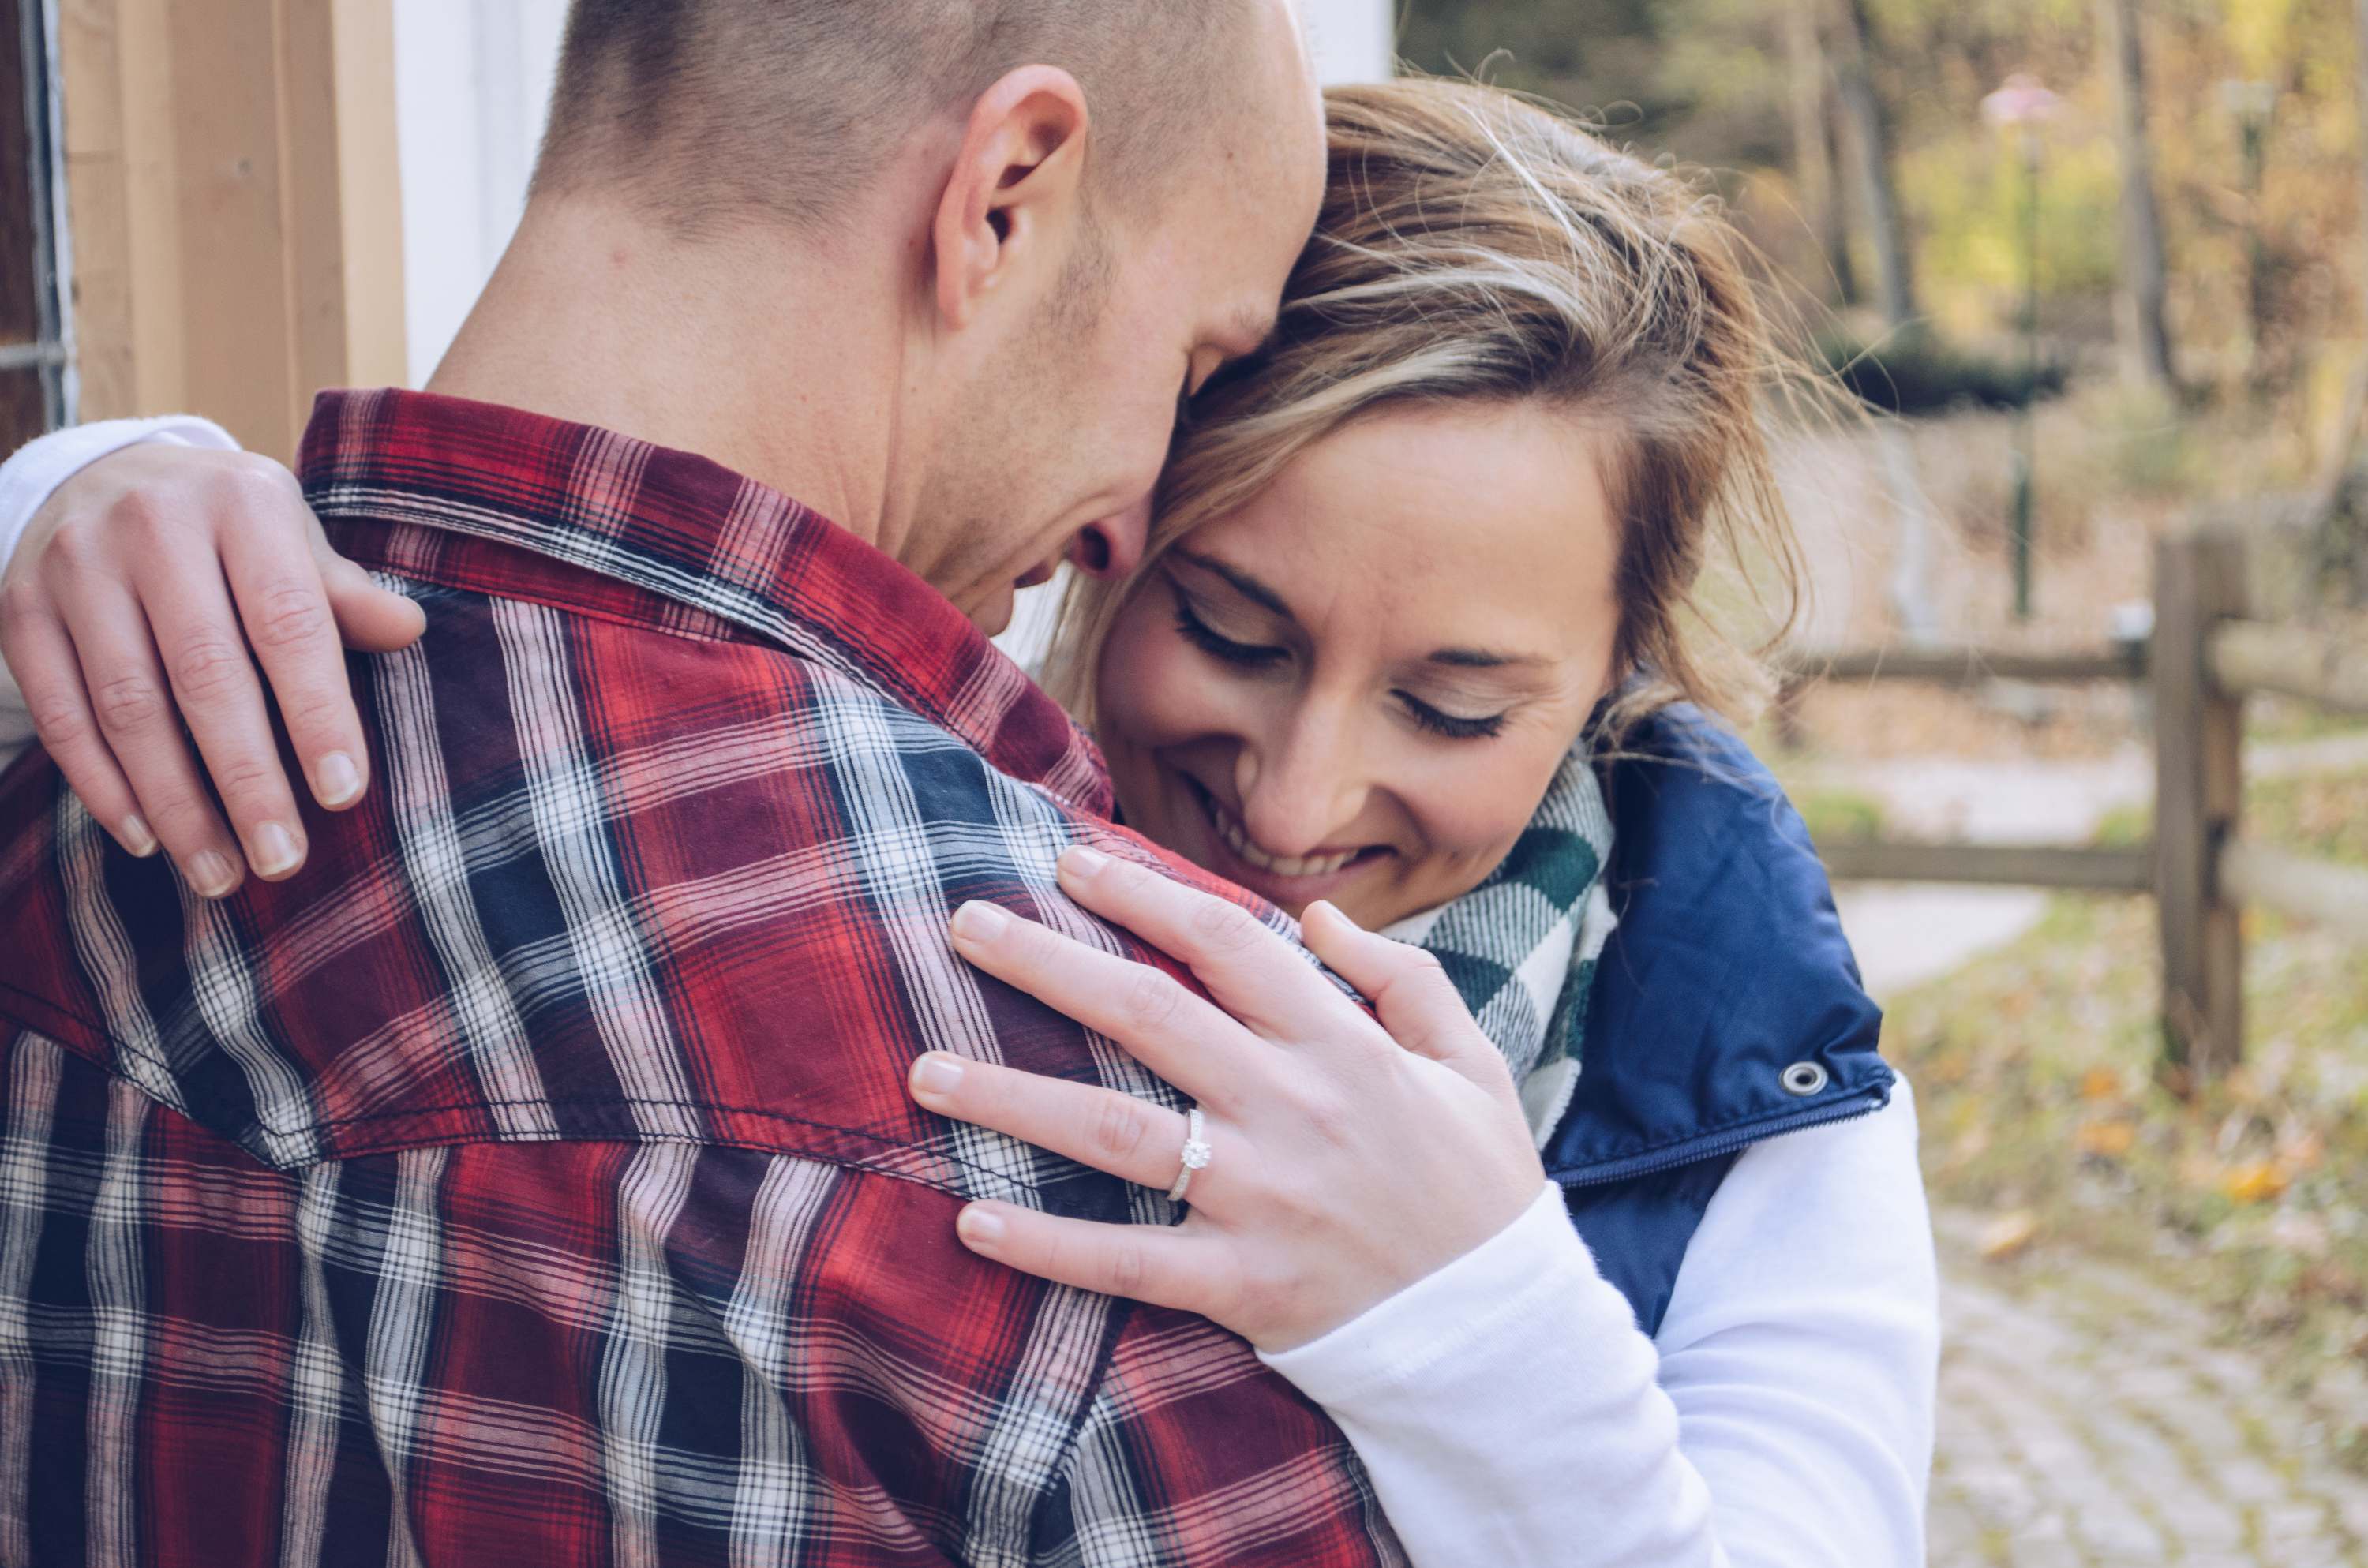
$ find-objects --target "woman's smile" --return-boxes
[1178,772,1393,904]
[1200,783,1366,878]
[1096,402,1624,929]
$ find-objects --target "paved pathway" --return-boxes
[1929,1209,2368,1565]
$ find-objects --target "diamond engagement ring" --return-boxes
[1166,1108,1212,1203]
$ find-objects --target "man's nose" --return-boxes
[1067,492,1153,581]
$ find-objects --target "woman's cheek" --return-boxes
[1098,601,1241,751]
[1403,739,1568,865]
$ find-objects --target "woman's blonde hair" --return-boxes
[1044,77,1807,739]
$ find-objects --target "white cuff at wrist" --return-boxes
[1258,1181,1598,1403]
[0,415,243,580]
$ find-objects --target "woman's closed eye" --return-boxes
[1395,690,1508,741]
[1172,589,1289,671]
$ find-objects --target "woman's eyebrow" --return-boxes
[1175,552,1295,619]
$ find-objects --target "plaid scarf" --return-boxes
[1383,744,1617,1147]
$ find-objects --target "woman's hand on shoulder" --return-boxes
[0,441,423,895]
[910,845,1546,1353]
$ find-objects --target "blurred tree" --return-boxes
[2098,0,2175,387]
[1784,0,1856,302]
[1830,0,1917,327]
[1401,0,2367,434]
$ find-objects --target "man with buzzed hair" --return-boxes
[0,2,1399,1562]
[539,0,1257,238]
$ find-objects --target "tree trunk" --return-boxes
[2359,0,2368,318]
[2099,0,2175,388]
[1827,0,1913,330]
[2307,0,2368,524]
[1784,0,1853,304]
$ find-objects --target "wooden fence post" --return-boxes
[2154,533,2247,1088]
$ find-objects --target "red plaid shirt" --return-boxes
[0,390,1403,1566]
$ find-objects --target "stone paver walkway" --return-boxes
[1930,1210,2368,1565]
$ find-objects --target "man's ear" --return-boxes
[933,66,1092,331]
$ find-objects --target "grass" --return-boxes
[2248,769,2368,870]
[2245,694,2368,747]
[1784,783,1887,844]
[1890,770,2368,1447]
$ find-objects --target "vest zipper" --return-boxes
[1545,1084,1892,1188]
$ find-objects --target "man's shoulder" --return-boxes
[0,575,1205,1220]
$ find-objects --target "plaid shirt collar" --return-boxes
[300,388,1114,818]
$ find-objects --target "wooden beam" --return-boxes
[1815,840,2154,891]
[54,0,405,447]
[1783,646,2149,686]
[2155,534,2247,1083]
[330,0,404,389]
[170,0,302,451]
[2210,620,2368,714]
[2220,841,2368,945]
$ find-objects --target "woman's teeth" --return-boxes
[1205,794,1359,878]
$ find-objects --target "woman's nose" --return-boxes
[1236,715,1369,858]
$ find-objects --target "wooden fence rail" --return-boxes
[2217,843,2368,944]
[1813,841,2155,890]
[2211,622,2368,714]
[1780,648,2149,686]
[1792,530,2366,1083]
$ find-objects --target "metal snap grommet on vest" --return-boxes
[1779,1061,1830,1097]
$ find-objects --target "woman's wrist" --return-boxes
[0,416,242,582]
[1258,1181,1594,1393]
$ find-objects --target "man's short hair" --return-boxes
[537,0,1264,235]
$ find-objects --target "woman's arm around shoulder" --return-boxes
[0,417,421,892]
[0,417,244,766]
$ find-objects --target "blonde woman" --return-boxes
[0,81,1933,1564]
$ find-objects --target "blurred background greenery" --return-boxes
[1399,0,2368,434]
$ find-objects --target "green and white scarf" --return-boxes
[1381,744,1617,1147]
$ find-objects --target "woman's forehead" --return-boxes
[1189,404,1621,646]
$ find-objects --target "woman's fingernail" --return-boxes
[188,851,240,899]
[120,815,158,858]
[316,751,362,807]
[251,822,303,878]
[1059,844,1109,878]
[911,1053,965,1097]
[950,900,1009,941]
[957,1206,1006,1246]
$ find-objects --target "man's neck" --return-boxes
[425,193,918,548]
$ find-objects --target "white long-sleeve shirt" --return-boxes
[0,418,1939,1566]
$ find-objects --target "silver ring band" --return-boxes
[1167,1108,1212,1203]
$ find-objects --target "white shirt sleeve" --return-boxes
[1259,1083,1936,1568]
[0,416,245,773]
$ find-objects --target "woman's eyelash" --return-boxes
[1171,591,1289,669]
[1167,582,1504,736]
[1397,692,1507,741]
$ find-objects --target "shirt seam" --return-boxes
[0,986,1091,1198]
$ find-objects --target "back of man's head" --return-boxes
[538,0,1272,235]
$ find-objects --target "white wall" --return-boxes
[1302,0,1396,86]
[388,0,1397,388]
[392,0,570,387]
